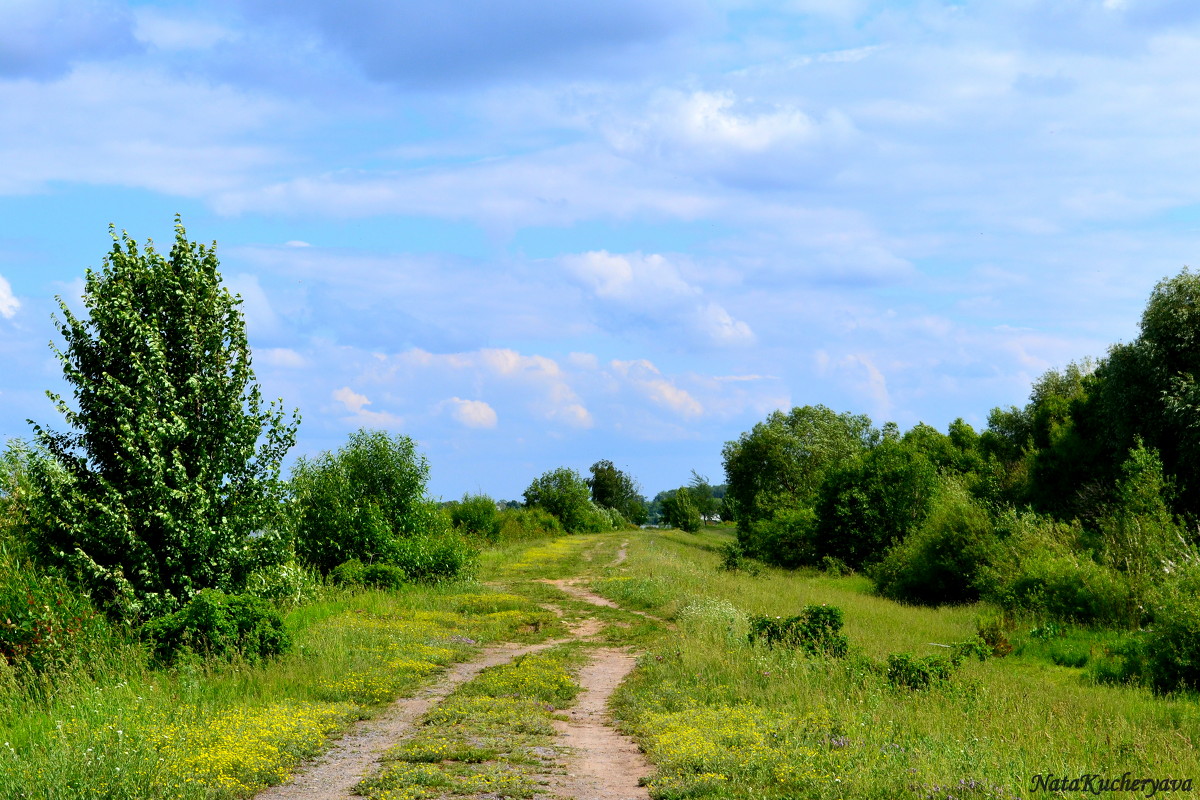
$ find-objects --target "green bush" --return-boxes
[450,494,501,539]
[661,488,702,533]
[141,589,291,665]
[495,507,565,542]
[524,467,602,533]
[289,430,473,583]
[748,605,847,657]
[886,652,957,690]
[719,542,763,575]
[813,439,940,569]
[1005,554,1133,626]
[740,506,817,567]
[0,554,109,675]
[1145,565,1200,693]
[244,559,321,607]
[871,485,997,606]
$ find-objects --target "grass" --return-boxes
[0,581,565,800]
[596,528,1200,800]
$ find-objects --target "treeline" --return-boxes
[721,269,1200,691]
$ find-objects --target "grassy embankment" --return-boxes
[583,527,1200,800]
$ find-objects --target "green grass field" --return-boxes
[3,528,1197,799]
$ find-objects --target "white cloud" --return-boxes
[562,250,755,347]
[611,358,703,418]
[0,274,19,319]
[261,347,306,368]
[332,386,402,426]
[446,397,498,428]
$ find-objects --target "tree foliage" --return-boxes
[660,487,702,533]
[722,405,876,532]
[587,460,647,524]
[289,429,466,581]
[524,467,613,533]
[27,223,298,619]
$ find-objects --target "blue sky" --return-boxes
[2,0,1199,500]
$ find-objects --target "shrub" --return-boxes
[244,559,321,608]
[748,604,848,657]
[451,494,501,539]
[523,468,594,533]
[740,506,817,567]
[871,485,997,606]
[141,589,291,665]
[289,431,473,582]
[1145,565,1200,693]
[660,489,702,533]
[719,542,762,575]
[1005,554,1133,626]
[0,553,109,675]
[1088,635,1149,687]
[812,439,940,569]
[495,507,565,542]
[886,653,957,690]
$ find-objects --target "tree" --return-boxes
[722,405,876,532]
[525,467,597,533]
[28,222,299,619]
[812,438,940,569]
[290,429,454,574]
[688,471,720,522]
[660,488,702,533]
[587,460,647,524]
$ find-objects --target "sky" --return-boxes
[2,0,1200,501]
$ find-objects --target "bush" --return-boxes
[1005,554,1133,626]
[748,605,848,657]
[660,488,702,533]
[886,652,957,690]
[719,542,762,575]
[0,553,109,675]
[523,467,595,533]
[244,559,321,608]
[495,507,565,542]
[1145,565,1200,693]
[289,430,472,582]
[812,439,940,569]
[141,589,291,665]
[871,485,997,606]
[740,506,817,567]
[450,494,500,539]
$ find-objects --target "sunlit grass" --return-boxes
[604,528,1200,800]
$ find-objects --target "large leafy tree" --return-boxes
[721,404,876,531]
[587,459,647,524]
[28,222,299,619]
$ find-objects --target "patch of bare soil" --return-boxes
[255,641,553,800]
[611,541,629,566]
[548,648,651,800]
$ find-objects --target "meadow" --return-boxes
[3,528,1198,800]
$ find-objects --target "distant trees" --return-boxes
[722,405,876,534]
[587,460,647,524]
[290,429,472,582]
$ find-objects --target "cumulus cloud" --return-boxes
[388,347,592,428]
[445,397,498,429]
[604,89,860,188]
[0,274,19,319]
[333,386,402,426]
[562,250,754,347]
[611,358,703,418]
